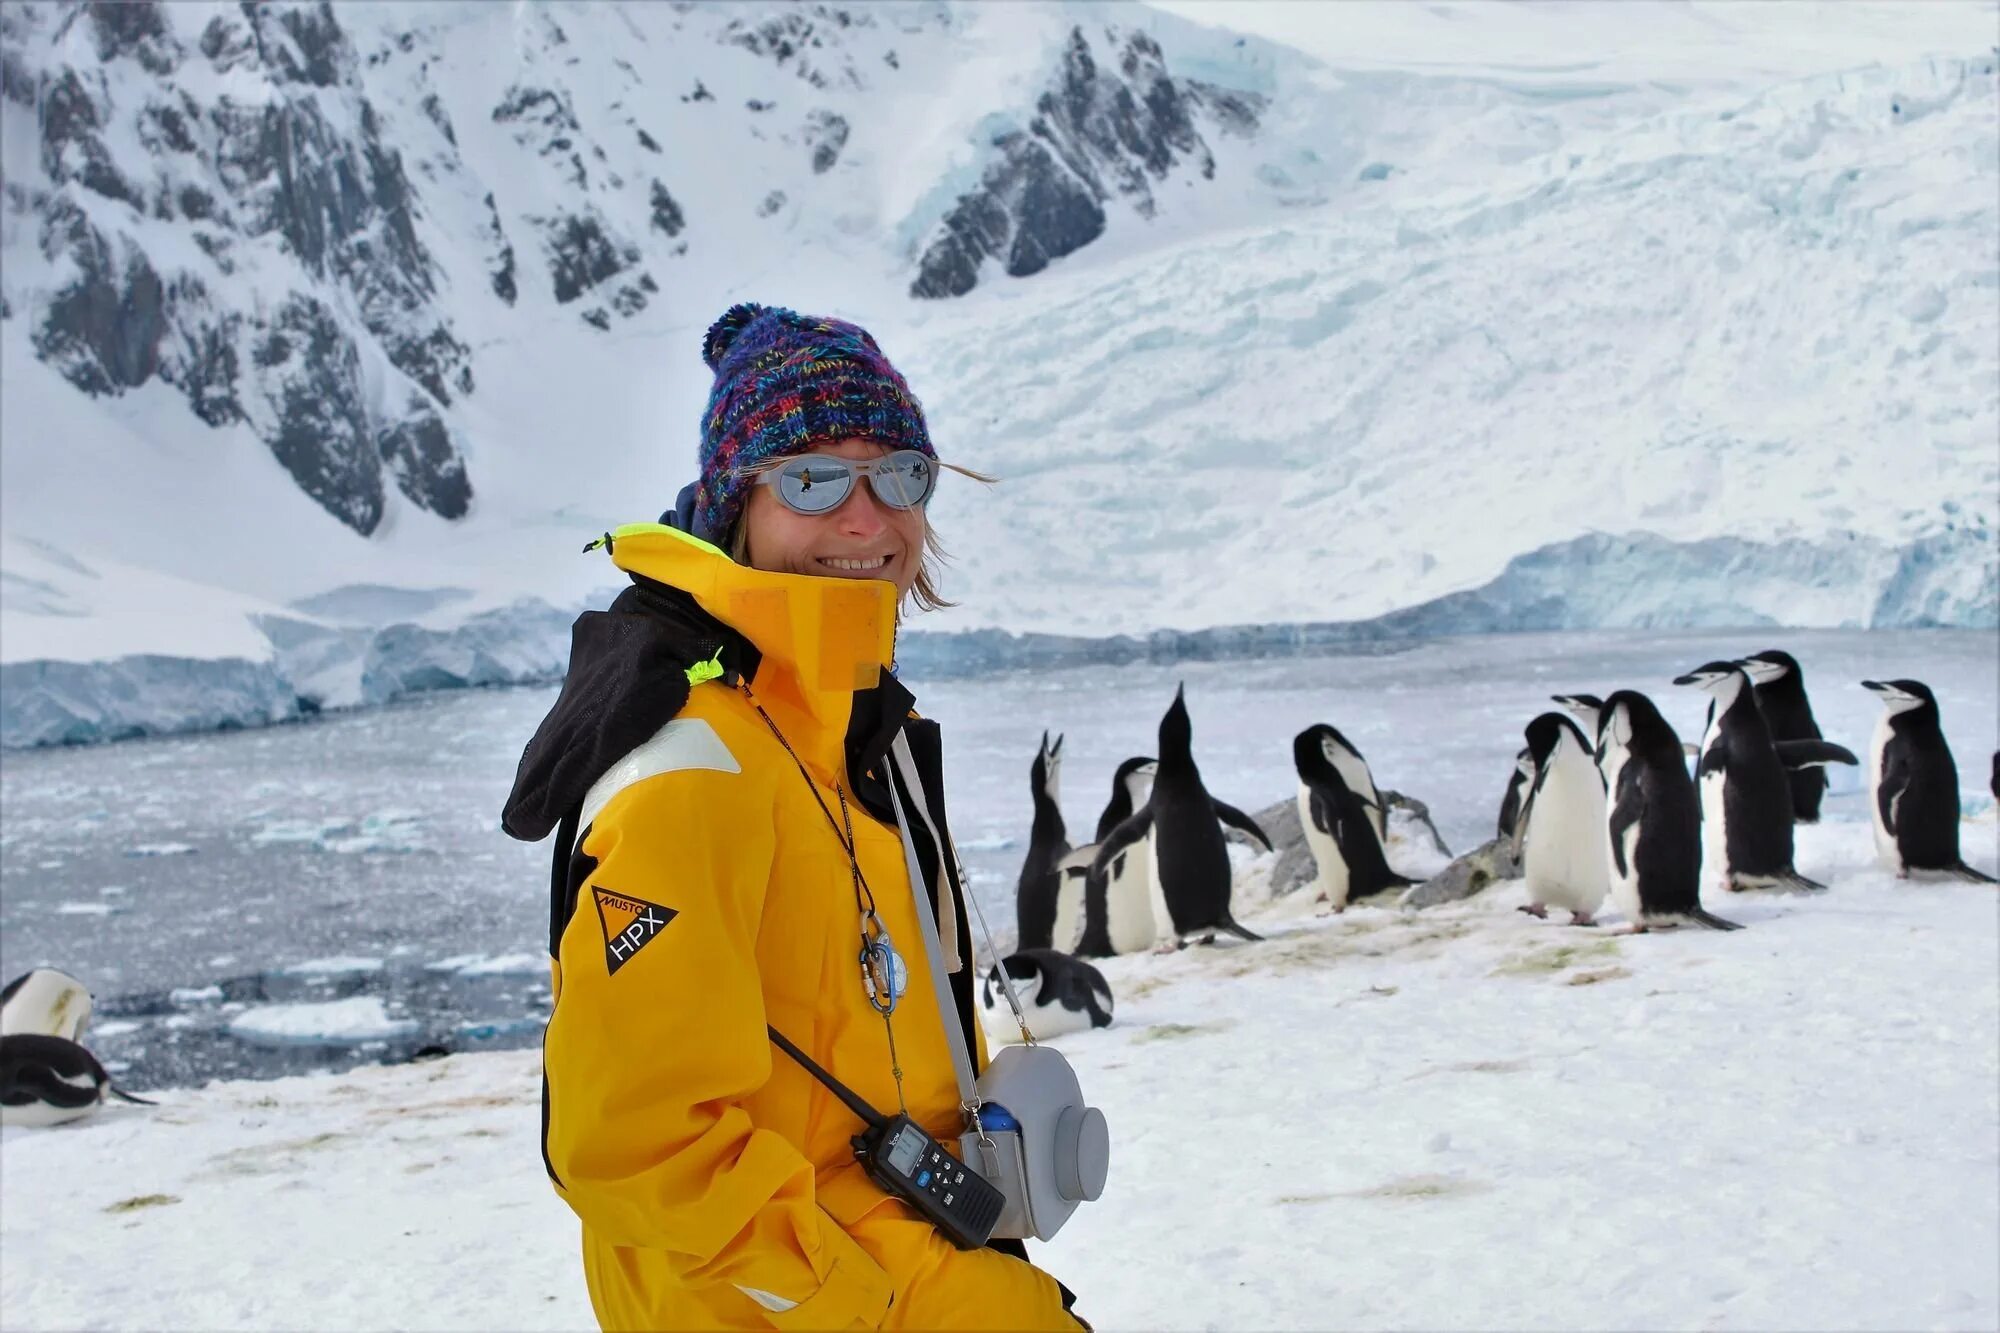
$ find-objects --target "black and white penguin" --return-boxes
[1991,750,1998,803]
[1303,722,1386,842]
[0,968,93,1041]
[1294,725,1414,912]
[1675,661,1854,893]
[1740,650,1832,823]
[1861,680,1996,882]
[1595,690,1742,931]
[1517,713,1609,926]
[1092,685,1275,946]
[1497,747,1535,843]
[978,949,1114,1043]
[0,1033,153,1127]
[1551,693,1605,742]
[1063,757,1158,957]
[1013,731,1070,951]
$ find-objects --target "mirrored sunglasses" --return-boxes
[745,450,937,516]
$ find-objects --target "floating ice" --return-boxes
[227,997,419,1046]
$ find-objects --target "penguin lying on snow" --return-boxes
[1014,731,1070,951]
[979,949,1114,1043]
[1092,686,1274,947]
[1,1033,154,1127]
[1862,680,1996,883]
[1,968,94,1041]
[1293,725,1414,912]
[1596,690,1742,932]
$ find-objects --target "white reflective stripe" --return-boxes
[575,717,740,846]
[735,1285,799,1314]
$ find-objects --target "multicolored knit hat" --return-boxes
[692,302,935,544]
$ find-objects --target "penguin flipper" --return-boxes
[1688,907,1744,931]
[1211,799,1275,852]
[109,1085,156,1106]
[1877,753,1910,837]
[1308,790,1334,838]
[1089,809,1153,878]
[1774,739,1859,769]
[1607,765,1645,880]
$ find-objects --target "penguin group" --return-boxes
[1,968,155,1127]
[1510,650,1992,934]
[984,650,1994,1038]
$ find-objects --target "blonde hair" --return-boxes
[728,459,995,615]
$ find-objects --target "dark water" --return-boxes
[3,629,1993,1091]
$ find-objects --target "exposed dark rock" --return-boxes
[156,275,242,425]
[32,200,165,394]
[493,84,586,188]
[377,398,471,519]
[636,126,661,153]
[419,92,456,146]
[611,283,648,317]
[88,1,178,76]
[648,179,685,236]
[805,108,848,173]
[723,8,861,90]
[746,98,772,113]
[912,24,1263,298]
[683,80,713,103]
[254,294,381,534]
[141,101,197,155]
[911,134,1102,298]
[481,191,517,305]
[540,212,629,303]
[244,2,354,88]
[757,189,787,217]
[177,184,217,221]
[581,307,610,331]
[39,69,145,209]
[199,14,253,69]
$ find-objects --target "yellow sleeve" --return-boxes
[543,769,894,1330]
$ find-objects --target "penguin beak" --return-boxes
[1670,673,1708,687]
[1860,680,1887,693]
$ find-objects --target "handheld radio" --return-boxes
[768,1026,1004,1250]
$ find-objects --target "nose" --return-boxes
[833,476,892,538]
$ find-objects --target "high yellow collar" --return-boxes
[595,524,898,765]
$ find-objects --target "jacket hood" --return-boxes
[501,524,906,842]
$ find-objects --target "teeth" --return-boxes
[824,556,889,572]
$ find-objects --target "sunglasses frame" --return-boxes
[741,449,937,516]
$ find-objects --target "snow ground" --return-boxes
[4,819,1993,1332]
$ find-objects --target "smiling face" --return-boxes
[738,438,927,599]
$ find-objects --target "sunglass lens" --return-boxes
[869,453,934,510]
[777,459,853,514]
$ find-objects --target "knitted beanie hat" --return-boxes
[692,303,935,544]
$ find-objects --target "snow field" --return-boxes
[4,817,1993,1331]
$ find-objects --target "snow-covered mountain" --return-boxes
[1,0,1995,746]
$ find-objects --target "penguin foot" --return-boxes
[1517,904,1549,919]
[1568,911,1597,927]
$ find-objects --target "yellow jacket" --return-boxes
[506,525,1079,1331]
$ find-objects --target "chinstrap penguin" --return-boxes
[1092,685,1274,947]
[1861,680,1996,883]
[1013,731,1070,951]
[1675,661,1854,893]
[1739,650,1832,823]
[1596,690,1742,931]
[978,949,1114,1043]
[1497,747,1535,843]
[1517,713,1610,926]
[1294,725,1415,912]
[0,1033,154,1127]
[1065,757,1158,957]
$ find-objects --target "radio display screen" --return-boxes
[886,1124,926,1175]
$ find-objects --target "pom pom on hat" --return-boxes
[702,302,768,371]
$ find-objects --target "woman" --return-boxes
[503,304,1085,1330]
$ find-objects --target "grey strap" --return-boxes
[884,738,981,1118]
